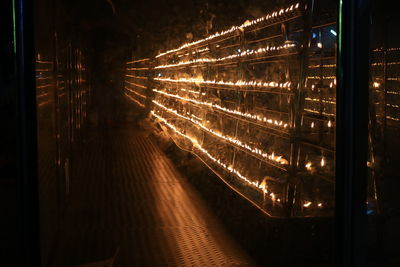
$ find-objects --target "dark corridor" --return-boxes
[48,93,254,266]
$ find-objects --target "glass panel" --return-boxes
[128,1,338,218]
[34,1,91,264]
[368,1,400,265]
[125,1,337,265]
[0,0,18,263]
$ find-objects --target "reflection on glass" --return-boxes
[368,1,400,265]
[125,1,337,218]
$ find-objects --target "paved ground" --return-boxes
[51,118,256,266]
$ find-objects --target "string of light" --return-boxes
[155,43,296,69]
[126,80,147,89]
[153,89,289,129]
[125,86,146,99]
[124,92,145,108]
[155,77,292,90]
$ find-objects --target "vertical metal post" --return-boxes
[335,0,370,266]
[14,0,41,266]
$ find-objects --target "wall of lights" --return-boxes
[124,2,341,217]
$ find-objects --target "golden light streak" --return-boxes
[125,74,147,79]
[126,58,150,64]
[153,89,289,129]
[124,92,145,108]
[126,80,147,89]
[127,67,149,71]
[125,86,146,99]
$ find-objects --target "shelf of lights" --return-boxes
[126,58,151,64]
[387,91,400,95]
[156,3,301,58]
[155,43,296,69]
[307,76,336,80]
[127,67,149,71]
[304,108,335,117]
[125,86,146,99]
[124,92,145,108]
[153,89,289,130]
[386,116,400,121]
[152,100,289,169]
[125,74,148,79]
[154,77,292,90]
[305,97,336,105]
[151,111,288,204]
[126,80,147,89]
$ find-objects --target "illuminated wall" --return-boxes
[125,2,338,217]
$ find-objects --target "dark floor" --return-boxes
[50,117,255,266]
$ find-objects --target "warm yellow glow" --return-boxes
[152,100,289,165]
[153,89,289,128]
[155,77,292,89]
[151,111,286,202]
[303,201,312,208]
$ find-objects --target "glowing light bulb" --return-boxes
[305,162,312,170]
[321,157,325,167]
[303,201,312,208]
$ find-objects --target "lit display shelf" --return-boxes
[125,2,341,217]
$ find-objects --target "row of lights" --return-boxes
[155,77,292,89]
[178,47,210,58]
[153,89,289,129]
[155,43,296,69]
[156,3,301,58]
